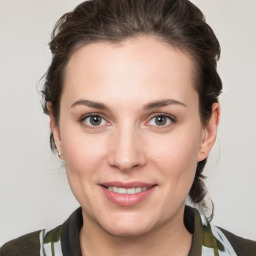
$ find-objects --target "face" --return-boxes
[50,37,218,237]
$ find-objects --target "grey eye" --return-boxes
[148,115,171,126]
[155,116,168,126]
[90,116,102,126]
[83,115,106,127]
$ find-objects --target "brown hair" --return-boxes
[42,0,222,214]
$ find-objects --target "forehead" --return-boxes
[63,36,198,108]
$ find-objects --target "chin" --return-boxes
[98,212,158,238]
[104,223,154,238]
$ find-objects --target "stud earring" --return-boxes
[58,152,63,159]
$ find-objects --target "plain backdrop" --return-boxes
[0,0,255,246]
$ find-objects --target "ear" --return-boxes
[47,102,63,159]
[197,102,220,162]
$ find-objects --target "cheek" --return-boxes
[150,132,201,170]
[61,129,106,180]
[147,126,202,191]
[60,131,108,207]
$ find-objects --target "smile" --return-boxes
[107,186,149,194]
[100,182,157,206]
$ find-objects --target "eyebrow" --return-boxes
[71,100,108,110]
[71,98,187,110]
[143,99,187,109]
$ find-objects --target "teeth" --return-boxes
[113,187,119,193]
[119,188,126,194]
[127,188,136,194]
[108,186,149,194]
[135,187,142,193]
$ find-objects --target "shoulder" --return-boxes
[200,214,256,256]
[218,227,256,256]
[0,208,82,256]
[0,225,63,256]
[0,230,42,256]
[186,206,256,256]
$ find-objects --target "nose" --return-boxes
[107,124,146,172]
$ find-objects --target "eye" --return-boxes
[147,114,175,127]
[82,114,108,127]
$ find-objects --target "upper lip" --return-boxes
[100,181,156,188]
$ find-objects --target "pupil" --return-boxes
[156,116,166,126]
[90,116,101,126]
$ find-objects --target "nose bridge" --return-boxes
[108,121,145,171]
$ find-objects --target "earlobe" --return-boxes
[47,102,63,157]
[197,103,220,162]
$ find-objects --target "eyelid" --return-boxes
[78,112,111,128]
[145,112,177,127]
[77,112,176,129]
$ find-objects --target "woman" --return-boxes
[1,0,255,255]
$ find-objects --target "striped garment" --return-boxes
[1,206,255,256]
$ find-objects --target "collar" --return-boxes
[42,206,237,256]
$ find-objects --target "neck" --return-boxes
[79,207,192,256]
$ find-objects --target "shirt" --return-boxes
[1,206,255,256]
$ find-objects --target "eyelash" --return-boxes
[145,113,177,128]
[78,113,109,129]
[78,112,177,129]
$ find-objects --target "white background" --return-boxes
[0,0,255,245]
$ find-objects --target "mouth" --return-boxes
[102,185,154,195]
[100,182,157,206]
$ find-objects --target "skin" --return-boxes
[49,36,220,256]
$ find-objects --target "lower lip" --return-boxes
[101,186,157,207]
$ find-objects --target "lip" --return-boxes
[101,181,155,188]
[99,181,157,207]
